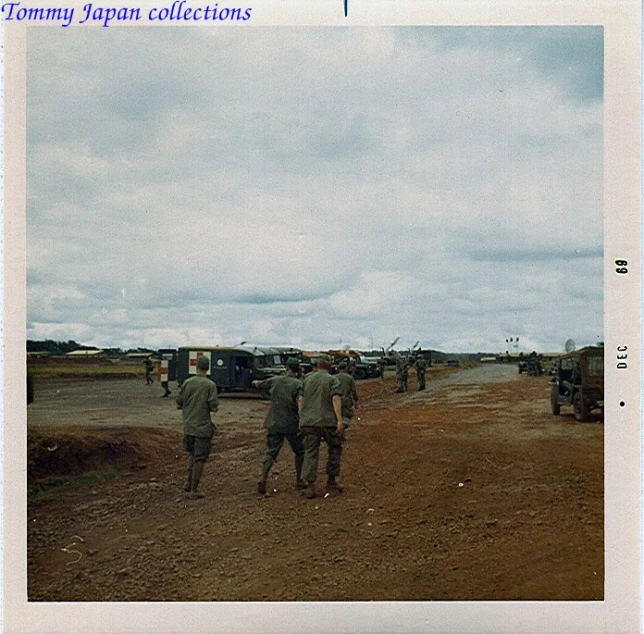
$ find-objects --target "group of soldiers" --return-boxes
[175,355,359,501]
[394,354,427,392]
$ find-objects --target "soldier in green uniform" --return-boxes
[252,358,305,495]
[336,362,360,428]
[299,359,344,499]
[414,355,427,391]
[144,357,155,385]
[176,355,219,499]
[395,354,406,392]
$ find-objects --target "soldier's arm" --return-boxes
[208,384,219,412]
[332,394,344,435]
[175,384,184,409]
[252,378,273,391]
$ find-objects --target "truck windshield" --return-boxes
[587,355,604,376]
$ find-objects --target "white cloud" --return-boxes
[26,26,603,353]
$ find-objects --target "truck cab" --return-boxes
[550,346,604,421]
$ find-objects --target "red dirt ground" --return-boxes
[26,364,603,602]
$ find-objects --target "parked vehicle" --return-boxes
[177,346,284,393]
[327,350,382,380]
[272,346,313,376]
[550,346,604,421]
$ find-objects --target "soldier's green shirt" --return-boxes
[300,370,342,427]
[335,371,358,419]
[176,374,219,437]
[257,374,302,434]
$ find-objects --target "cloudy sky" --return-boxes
[26,26,603,354]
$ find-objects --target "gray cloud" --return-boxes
[26,26,603,353]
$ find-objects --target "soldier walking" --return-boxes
[252,358,306,495]
[144,357,155,385]
[176,355,219,499]
[414,355,427,391]
[336,361,360,430]
[299,359,344,499]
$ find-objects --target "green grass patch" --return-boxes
[30,364,144,379]
[28,469,127,502]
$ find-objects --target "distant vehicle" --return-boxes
[526,356,545,376]
[355,355,382,379]
[447,359,460,368]
[327,350,382,380]
[177,346,284,394]
[301,352,336,375]
[550,346,604,421]
[271,346,313,376]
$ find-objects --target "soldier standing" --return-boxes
[336,362,360,429]
[144,357,155,385]
[414,355,427,391]
[252,358,306,495]
[176,355,219,499]
[299,359,344,499]
[395,354,405,393]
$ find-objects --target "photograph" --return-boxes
[4,2,641,633]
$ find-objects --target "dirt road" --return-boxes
[27,364,603,602]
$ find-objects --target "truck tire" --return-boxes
[353,368,367,380]
[573,392,589,422]
[550,390,560,415]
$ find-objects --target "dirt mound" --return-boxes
[27,427,178,482]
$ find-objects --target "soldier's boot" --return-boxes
[183,456,194,492]
[326,475,344,493]
[295,455,307,489]
[304,484,316,499]
[186,461,205,499]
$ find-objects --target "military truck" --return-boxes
[550,346,604,421]
[327,350,382,380]
[177,346,284,394]
[272,346,313,377]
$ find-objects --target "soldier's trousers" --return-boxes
[417,372,426,390]
[396,373,406,391]
[261,431,304,479]
[300,426,343,484]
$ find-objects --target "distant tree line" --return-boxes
[27,340,153,357]
[27,339,86,355]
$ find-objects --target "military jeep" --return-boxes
[550,346,604,421]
